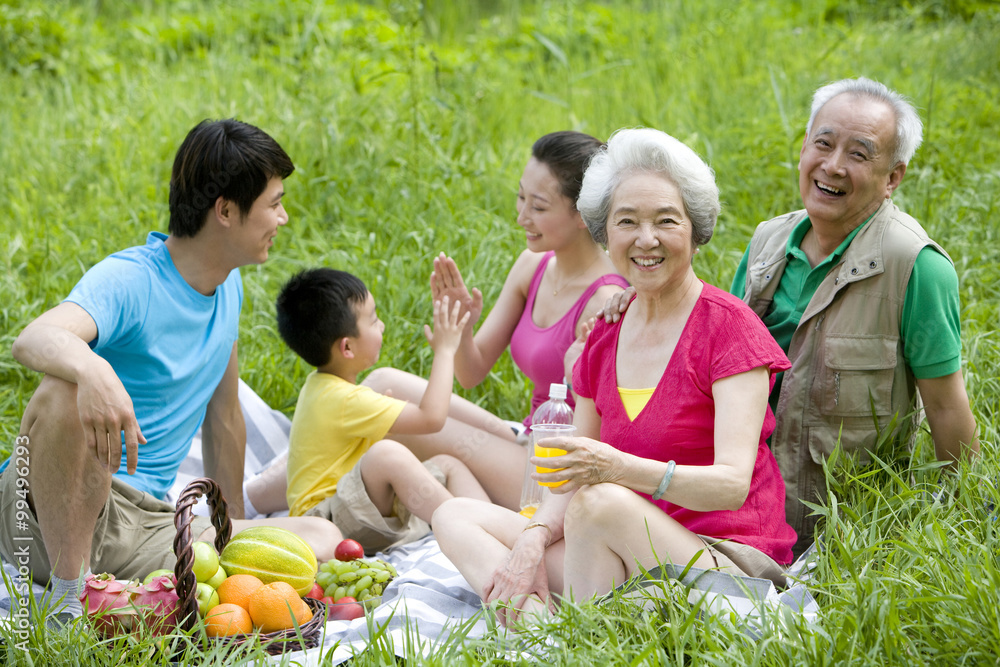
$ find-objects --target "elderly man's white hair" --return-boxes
[577,128,720,248]
[806,77,923,167]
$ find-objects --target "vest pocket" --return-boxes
[806,423,876,465]
[815,334,897,417]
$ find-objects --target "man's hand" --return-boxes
[11,303,145,474]
[482,528,552,626]
[424,295,472,355]
[430,253,483,329]
[596,285,636,324]
[76,358,146,474]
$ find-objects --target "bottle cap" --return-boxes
[548,383,567,400]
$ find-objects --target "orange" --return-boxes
[247,581,313,632]
[217,574,264,610]
[204,603,253,637]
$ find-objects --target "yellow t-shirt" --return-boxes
[286,371,406,517]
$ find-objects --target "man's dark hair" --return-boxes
[531,131,606,207]
[168,119,295,237]
[276,268,369,367]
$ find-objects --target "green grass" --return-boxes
[1,0,999,664]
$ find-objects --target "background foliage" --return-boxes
[1,0,999,664]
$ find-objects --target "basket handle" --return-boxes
[173,477,233,630]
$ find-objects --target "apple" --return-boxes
[143,568,174,585]
[192,541,220,583]
[305,582,325,600]
[195,582,220,618]
[205,564,227,590]
[333,539,364,562]
[328,596,364,621]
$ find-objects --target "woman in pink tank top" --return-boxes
[362,132,628,511]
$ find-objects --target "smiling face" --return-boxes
[798,93,906,233]
[349,291,385,370]
[232,176,288,265]
[605,172,696,295]
[515,157,584,251]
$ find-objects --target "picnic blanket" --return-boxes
[1,380,819,664]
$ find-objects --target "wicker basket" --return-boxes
[173,477,326,656]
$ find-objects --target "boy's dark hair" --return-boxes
[276,268,369,367]
[169,119,295,238]
[531,131,605,207]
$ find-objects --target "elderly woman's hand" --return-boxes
[531,435,628,491]
[430,252,483,327]
[595,285,636,324]
[482,528,552,626]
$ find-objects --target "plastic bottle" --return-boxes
[518,383,574,517]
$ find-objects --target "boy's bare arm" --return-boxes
[389,296,470,435]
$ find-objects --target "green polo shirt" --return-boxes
[731,214,961,409]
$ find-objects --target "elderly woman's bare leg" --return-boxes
[562,483,715,600]
[434,497,565,620]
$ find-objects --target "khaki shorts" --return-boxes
[0,466,211,585]
[700,536,787,588]
[305,460,445,553]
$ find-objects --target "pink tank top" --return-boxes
[509,251,629,425]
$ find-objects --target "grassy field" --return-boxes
[2,0,999,663]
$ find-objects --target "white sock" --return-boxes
[47,569,90,617]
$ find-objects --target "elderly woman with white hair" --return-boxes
[434,128,797,625]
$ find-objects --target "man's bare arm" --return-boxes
[12,302,143,473]
[917,371,979,464]
[201,343,247,518]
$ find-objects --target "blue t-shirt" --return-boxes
[5,232,242,499]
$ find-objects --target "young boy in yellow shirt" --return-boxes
[276,268,488,551]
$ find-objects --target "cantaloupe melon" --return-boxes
[219,527,317,596]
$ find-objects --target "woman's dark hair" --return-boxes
[276,268,369,368]
[168,119,295,237]
[530,131,606,207]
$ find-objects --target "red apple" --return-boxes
[334,538,364,562]
[305,582,325,600]
[328,596,364,621]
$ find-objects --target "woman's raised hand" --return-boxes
[532,435,627,491]
[596,285,637,324]
[430,253,483,327]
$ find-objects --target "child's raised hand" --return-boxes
[424,294,471,353]
[429,253,482,328]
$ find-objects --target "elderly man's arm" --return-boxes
[917,372,979,464]
[201,342,247,518]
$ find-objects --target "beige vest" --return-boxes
[742,199,949,550]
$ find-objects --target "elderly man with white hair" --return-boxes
[729,77,979,555]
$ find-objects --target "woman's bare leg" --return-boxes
[561,483,716,600]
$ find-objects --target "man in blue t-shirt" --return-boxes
[0,120,341,623]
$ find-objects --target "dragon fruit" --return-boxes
[131,575,180,635]
[78,573,140,637]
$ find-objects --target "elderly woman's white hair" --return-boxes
[806,77,923,167]
[577,128,720,247]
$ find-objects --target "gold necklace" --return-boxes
[551,255,601,296]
